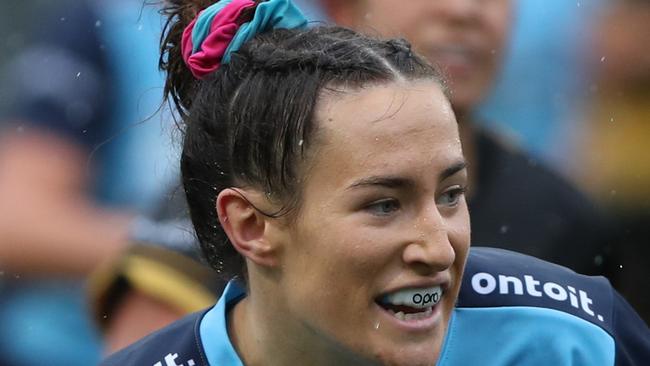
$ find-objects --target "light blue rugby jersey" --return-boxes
[102,247,650,366]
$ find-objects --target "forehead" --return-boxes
[317,81,455,143]
[312,81,462,176]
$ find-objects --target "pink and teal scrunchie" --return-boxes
[181,0,308,79]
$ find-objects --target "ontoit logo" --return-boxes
[470,272,605,322]
[153,353,195,366]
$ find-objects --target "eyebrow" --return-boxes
[347,160,467,190]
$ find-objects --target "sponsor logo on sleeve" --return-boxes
[153,353,196,366]
[470,272,605,322]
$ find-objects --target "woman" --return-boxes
[103,0,649,365]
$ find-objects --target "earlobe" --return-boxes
[216,188,279,268]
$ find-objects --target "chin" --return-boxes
[371,346,440,366]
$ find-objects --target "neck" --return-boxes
[229,278,373,366]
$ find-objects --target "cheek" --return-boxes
[485,4,513,54]
[448,205,471,254]
[364,3,423,38]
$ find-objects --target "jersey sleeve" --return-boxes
[611,289,650,365]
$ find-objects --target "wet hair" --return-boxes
[159,0,445,279]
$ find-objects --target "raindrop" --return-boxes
[76,72,81,78]
[619,264,623,269]
[490,49,496,55]
[95,20,102,28]
[82,129,87,134]
[298,139,304,146]
[137,24,144,31]
[600,56,606,62]
[103,314,108,319]
[374,322,381,330]
[16,125,24,133]
[593,255,603,266]
[60,17,66,22]
[500,225,509,234]
[609,117,615,123]
[14,274,20,279]
[576,1,581,7]
[610,190,617,196]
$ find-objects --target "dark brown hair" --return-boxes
[159,0,445,279]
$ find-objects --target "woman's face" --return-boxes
[335,0,512,114]
[276,81,470,365]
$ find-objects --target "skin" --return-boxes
[324,0,512,198]
[325,0,513,116]
[0,129,131,275]
[219,80,470,366]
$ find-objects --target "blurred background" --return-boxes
[0,0,648,364]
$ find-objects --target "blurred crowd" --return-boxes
[0,0,647,365]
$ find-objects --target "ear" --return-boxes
[216,188,279,268]
[321,0,365,28]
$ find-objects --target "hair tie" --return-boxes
[181,0,308,79]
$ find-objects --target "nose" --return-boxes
[402,206,455,275]
[431,0,481,25]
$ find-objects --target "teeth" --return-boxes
[381,286,443,309]
[387,307,434,321]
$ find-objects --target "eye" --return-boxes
[437,186,466,207]
[365,199,401,216]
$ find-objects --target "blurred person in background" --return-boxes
[571,0,650,323]
[0,0,176,364]
[88,187,226,354]
[322,0,616,278]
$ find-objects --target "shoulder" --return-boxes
[446,247,650,366]
[470,130,613,274]
[460,247,613,326]
[476,130,586,203]
[100,310,210,366]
